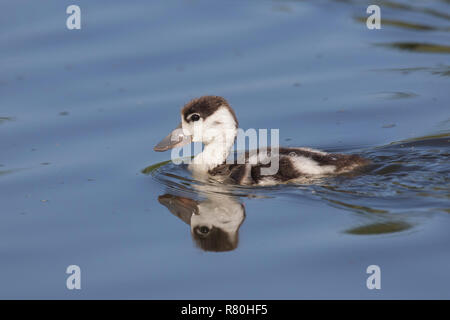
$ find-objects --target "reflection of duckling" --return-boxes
[158,194,245,252]
[154,96,369,185]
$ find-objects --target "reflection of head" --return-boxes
[192,225,237,252]
[190,198,244,252]
[158,194,245,252]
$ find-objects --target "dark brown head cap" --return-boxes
[181,96,238,127]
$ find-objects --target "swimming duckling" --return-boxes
[154,96,368,185]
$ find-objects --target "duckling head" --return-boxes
[154,96,238,152]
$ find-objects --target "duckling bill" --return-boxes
[154,96,369,185]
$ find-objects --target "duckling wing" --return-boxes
[208,147,368,186]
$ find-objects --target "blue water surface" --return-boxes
[0,0,449,299]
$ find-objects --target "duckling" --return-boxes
[154,96,368,185]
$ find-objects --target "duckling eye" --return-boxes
[190,114,200,122]
[199,226,210,234]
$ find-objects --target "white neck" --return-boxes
[190,135,235,172]
[185,106,237,173]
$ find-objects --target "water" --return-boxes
[0,0,449,299]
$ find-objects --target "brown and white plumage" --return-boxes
[209,147,368,185]
[154,96,369,186]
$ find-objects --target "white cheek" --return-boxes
[181,119,191,135]
[191,120,204,142]
[181,119,200,139]
[202,123,221,143]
